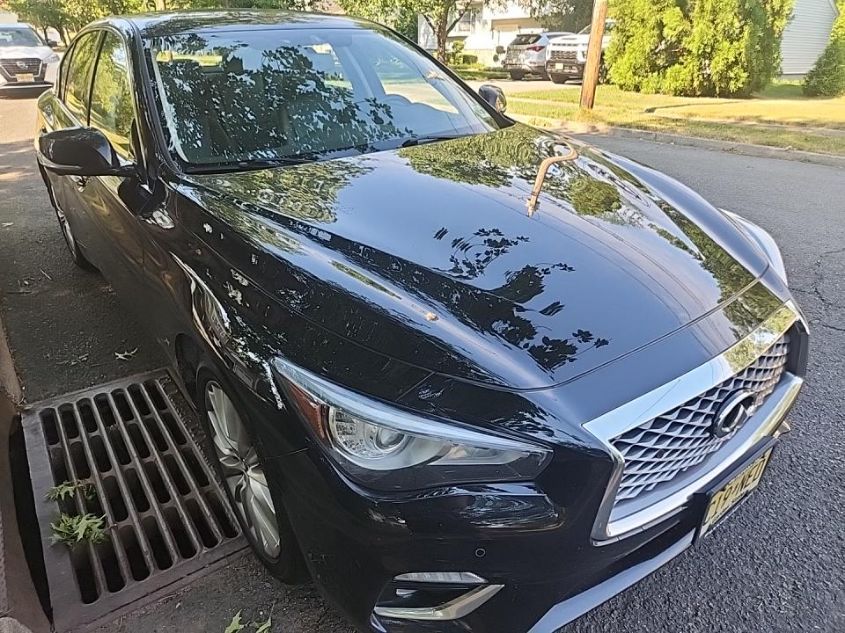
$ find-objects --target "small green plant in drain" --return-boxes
[45,479,95,502]
[50,513,108,547]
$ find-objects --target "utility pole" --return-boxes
[579,0,609,110]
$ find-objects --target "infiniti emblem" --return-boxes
[711,391,756,438]
[16,60,29,69]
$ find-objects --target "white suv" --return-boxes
[0,24,60,94]
[546,21,615,84]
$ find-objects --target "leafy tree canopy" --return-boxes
[516,0,593,33]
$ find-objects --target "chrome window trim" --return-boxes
[586,301,804,543]
[373,584,504,621]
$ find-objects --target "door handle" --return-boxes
[70,176,88,190]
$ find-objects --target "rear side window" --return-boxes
[64,32,102,122]
[511,34,541,46]
[89,33,135,159]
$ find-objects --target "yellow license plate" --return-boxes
[699,445,774,538]
[16,73,35,83]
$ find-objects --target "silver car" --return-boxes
[0,24,60,94]
[503,32,570,80]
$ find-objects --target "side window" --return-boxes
[64,32,102,122]
[89,33,135,159]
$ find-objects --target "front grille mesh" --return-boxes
[611,334,790,504]
[0,57,42,77]
[550,50,578,62]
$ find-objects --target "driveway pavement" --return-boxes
[0,93,842,633]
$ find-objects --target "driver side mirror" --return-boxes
[47,39,60,48]
[478,84,507,114]
[38,127,136,178]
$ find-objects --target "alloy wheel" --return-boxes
[55,207,77,254]
[204,381,281,560]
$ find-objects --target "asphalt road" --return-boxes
[1,93,843,633]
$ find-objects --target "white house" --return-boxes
[417,2,545,65]
[418,0,840,76]
[781,0,840,76]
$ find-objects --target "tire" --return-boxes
[598,62,609,85]
[195,367,306,582]
[550,74,569,85]
[509,71,525,81]
[40,172,98,271]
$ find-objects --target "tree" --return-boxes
[336,0,418,40]
[517,0,593,33]
[340,0,498,61]
[0,0,316,39]
[607,0,794,97]
[803,0,845,96]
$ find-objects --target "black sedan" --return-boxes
[34,11,808,633]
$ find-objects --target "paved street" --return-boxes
[1,93,843,633]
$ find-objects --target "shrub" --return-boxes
[607,0,794,97]
[803,3,845,96]
[606,0,690,92]
[446,40,466,66]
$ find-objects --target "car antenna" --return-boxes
[527,145,579,217]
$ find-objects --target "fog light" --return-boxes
[394,571,486,584]
[373,572,503,621]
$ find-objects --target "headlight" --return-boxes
[45,53,60,64]
[721,208,788,283]
[273,359,552,491]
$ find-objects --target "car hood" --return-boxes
[551,34,590,45]
[0,45,53,60]
[183,124,771,390]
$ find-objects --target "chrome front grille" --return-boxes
[0,57,42,77]
[611,334,790,505]
[550,50,578,62]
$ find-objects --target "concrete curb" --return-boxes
[577,127,845,170]
[0,319,21,406]
[0,315,48,633]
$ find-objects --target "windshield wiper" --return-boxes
[186,156,316,174]
[400,134,467,148]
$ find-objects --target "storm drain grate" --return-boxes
[22,370,247,632]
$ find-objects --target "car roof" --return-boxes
[100,10,373,39]
[0,23,34,28]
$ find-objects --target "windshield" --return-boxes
[0,28,42,47]
[147,27,500,169]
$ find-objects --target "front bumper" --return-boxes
[269,371,800,633]
[244,295,807,633]
[546,60,586,77]
[0,60,57,91]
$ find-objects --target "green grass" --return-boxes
[505,83,845,155]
